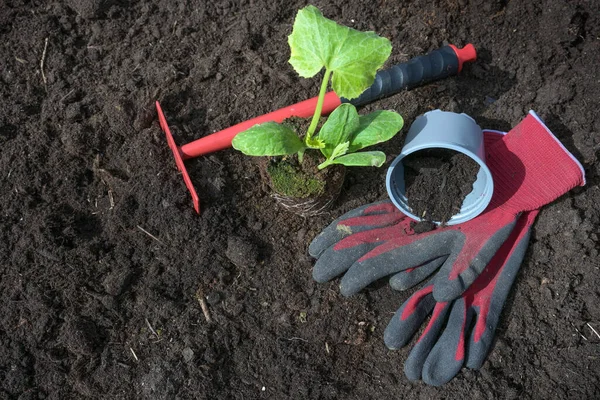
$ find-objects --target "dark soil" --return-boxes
[404,149,480,223]
[1,1,599,399]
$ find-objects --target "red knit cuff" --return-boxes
[486,111,585,211]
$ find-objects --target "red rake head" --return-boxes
[155,101,200,213]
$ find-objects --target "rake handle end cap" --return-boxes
[449,43,477,72]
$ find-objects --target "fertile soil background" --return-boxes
[1,1,599,399]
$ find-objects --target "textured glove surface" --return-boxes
[311,113,585,302]
[384,210,538,386]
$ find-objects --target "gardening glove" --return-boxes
[385,210,537,386]
[310,111,585,302]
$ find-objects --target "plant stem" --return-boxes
[305,68,332,145]
[317,159,332,170]
[297,148,305,163]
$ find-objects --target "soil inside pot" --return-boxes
[403,149,479,224]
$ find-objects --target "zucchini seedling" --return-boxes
[232,5,404,170]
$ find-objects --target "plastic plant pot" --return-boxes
[386,110,494,225]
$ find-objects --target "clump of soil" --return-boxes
[255,116,345,216]
[410,220,437,233]
[267,156,327,198]
[404,149,479,223]
[258,153,345,216]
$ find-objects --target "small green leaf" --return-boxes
[306,137,326,149]
[331,151,387,167]
[318,104,359,157]
[349,111,404,152]
[330,141,350,160]
[288,5,392,99]
[232,122,305,156]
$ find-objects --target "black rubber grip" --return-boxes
[343,46,460,107]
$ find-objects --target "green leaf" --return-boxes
[331,151,387,167]
[318,103,359,158]
[330,141,350,160]
[232,122,305,156]
[306,137,326,149]
[288,5,392,99]
[349,111,404,152]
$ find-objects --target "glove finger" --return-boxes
[389,256,447,291]
[313,219,415,283]
[403,301,452,381]
[466,211,537,369]
[465,306,498,371]
[312,241,379,283]
[384,282,436,349]
[339,232,454,297]
[421,300,474,386]
[308,200,402,258]
[433,217,517,302]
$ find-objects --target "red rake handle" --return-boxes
[156,44,476,213]
[179,92,342,159]
[176,44,475,159]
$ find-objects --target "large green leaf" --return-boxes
[331,151,386,167]
[349,111,404,152]
[318,103,359,158]
[288,5,392,99]
[232,122,305,156]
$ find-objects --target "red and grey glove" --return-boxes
[310,111,585,301]
[385,210,538,386]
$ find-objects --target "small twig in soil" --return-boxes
[59,89,75,103]
[129,347,139,362]
[224,17,240,33]
[195,287,213,323]
[108,189,115,209]
[40,37,49,87]
[325,342,330,354]
[145,318,159,338]
[15,57,27,64]
[586,323,600,339]
[574,326,588,341]
[136,225,164,245]
[285,337,308,342]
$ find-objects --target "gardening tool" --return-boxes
[156,44,477,213]
[310,111,585,302]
